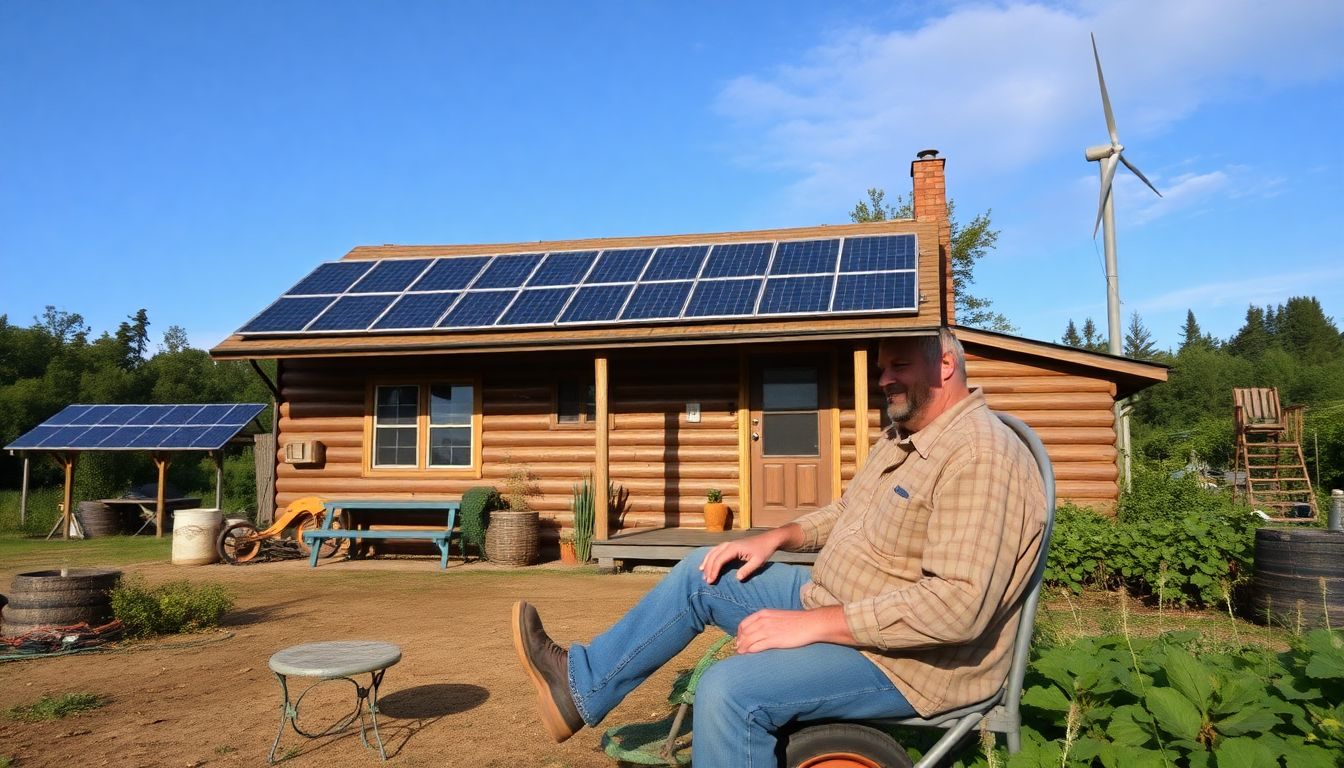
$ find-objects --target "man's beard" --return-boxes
[885,382,931,425]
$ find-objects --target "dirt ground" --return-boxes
[0,555,719,768]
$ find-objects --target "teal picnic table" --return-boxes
[303,500,460,569]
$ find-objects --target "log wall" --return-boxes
[836,346,1119,510]
[275,348,742,541]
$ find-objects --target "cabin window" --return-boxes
[368,380,480,474]
[555,379,596,425]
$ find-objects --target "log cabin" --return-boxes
[210,150,1167,565]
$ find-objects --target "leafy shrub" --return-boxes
[1045,467,1258,607]
[459,486,500,557]
[6,692,107,722]
[110,577,233,637]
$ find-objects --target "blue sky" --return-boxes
[2,1,1341,353]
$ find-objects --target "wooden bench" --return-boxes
[302,500,460,569]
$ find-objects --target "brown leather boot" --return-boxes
[512,600,585,742]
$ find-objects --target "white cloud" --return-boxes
[1135,266,1344,314]
[716,0,1344,218]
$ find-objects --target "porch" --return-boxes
[592,527,818,571]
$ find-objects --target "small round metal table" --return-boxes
[267,640,402,763]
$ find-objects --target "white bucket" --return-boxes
[171,508,223,566]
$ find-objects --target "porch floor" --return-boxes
[591,527,817,570]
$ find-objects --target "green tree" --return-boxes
[113,308,152,369]
[1061,319,1082,347]
[1124,311,1159,360]
[159,325,190,355]
[1225,305,1272,358]
[1271,296,1342,366]
[849,188,1014,332]
[1179,309,1217,352]
[1080,318,1107,352]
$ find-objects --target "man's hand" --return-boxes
[699,525,801,584]
[734,606,855,653]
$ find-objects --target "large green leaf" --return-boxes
[1274,736,1338,768]
[1146,686,1205,741]
[1103,745,1168,768]
[1211,673,1264,715]
[1304,629,1344,680]
[1214,704,1281,736]
[1022,684,1073,713]
[1164,647,1213,715]
[1106,704,1155,747]
[1213,736,1274,768]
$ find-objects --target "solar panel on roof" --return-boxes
[3,403,267,452]
[529,251,597,286]
[373,293,459,330]
[644,246,709,281]
[587,249,652,283]
[411,257,489,291]
[840,235,916,272]
[287,262,374,295]
[240,296,335,333]
[702,243,772,278]
[350,259,433,293]
[770,239,839,275]
[474,254,543,289]
[308,295,396,331]
[559,284,634,323]
[621,282,693,320]
[499,288,575,325]
[438,291,516,327]
[236,233,918,337]
[685,279,763,318]
[832,272,915,312]
[759,275,834,314]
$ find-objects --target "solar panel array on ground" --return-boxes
[4,403,267,451]
[237,234,918,335]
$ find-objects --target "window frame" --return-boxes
[551,376,598,429]
[364,378,482,477]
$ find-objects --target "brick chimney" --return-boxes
[910,149,953,324]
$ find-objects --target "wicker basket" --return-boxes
[484,509,539,566]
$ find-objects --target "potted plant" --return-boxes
[558,530,579,564]
[703,488,729,532]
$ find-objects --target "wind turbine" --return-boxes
[1085,32,1162,357]
[1085,33,1161,492]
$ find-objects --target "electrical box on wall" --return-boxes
[282,439,325,466]
[687,402,701,423]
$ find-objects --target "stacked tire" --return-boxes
[1,570,122,638]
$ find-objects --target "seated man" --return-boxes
[512,328,1047,765]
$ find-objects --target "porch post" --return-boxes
[60,452,76,540]
[212,450,224,510]
[853,344,870,468]
[594,354,610,544]
[20,454,29,526]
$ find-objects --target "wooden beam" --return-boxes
[854,344,870,469]
[19,454,29,527]
[153,453,170,538]
[594,355,610,543]
[737,353,751,529]
[60,453,75,540]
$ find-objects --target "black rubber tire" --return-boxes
[2,604,115,628]
[783,723,913,768]
[295,513,347,558]
[10,570,122,594]
[6,589,111,609]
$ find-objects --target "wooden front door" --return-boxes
[750,361,832,528]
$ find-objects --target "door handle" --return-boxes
[751,431,760,441]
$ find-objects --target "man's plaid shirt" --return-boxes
[793,390,1046,717]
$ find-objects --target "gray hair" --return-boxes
[914,328,966,379]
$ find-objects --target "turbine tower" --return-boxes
[1085,32,1162,356]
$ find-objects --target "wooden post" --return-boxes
[594,355,610,545]
[737,353,751,529]
[853,344,871,468]
[60,452,76,540]
[19,454,30,526]
[153,453,170,538]
[212,451,224,510]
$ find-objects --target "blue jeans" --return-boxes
[568,547,916,767]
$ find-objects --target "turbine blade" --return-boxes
[1093,153,1120,237]
[1092,33,1118,145]
[1120,154,1163,197]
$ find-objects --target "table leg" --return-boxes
[268,673,293,765]
[355,668,389,760]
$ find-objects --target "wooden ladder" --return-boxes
[1237,434,1318,521]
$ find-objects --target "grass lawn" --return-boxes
[0,532,172,574]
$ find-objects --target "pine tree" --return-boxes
[1274,296,1343,365]
[1179,309,1216,352]
[1124,311,1158,360]
[1061,320,1082,347]
[1226,305,1271,358]
[1080,318,1107,352]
